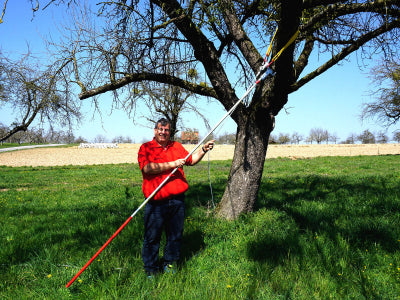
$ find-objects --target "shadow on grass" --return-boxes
[255,174,400,254]
[245,211,301,263]
[184,172,400,263]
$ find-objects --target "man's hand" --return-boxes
[190,140,216,166]
[203,140,215,152]
[174,158,186,168]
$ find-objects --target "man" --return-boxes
[138,118,214,276]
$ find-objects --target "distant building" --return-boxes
[181,130,199,144]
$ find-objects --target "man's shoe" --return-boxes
[164,264,175,274]
[146,271,157,280]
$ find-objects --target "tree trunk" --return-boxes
[217,110,273,219]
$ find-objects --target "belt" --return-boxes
[148,193,185,204]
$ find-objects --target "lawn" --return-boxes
[0,155,399,299]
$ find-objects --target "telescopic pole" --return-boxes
[65,66,272,288]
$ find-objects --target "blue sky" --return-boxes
[1,1,398,143]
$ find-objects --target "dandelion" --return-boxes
[227,285,232,288]
[78,279,83,283]
[47,274,52,278]
[338,273,342,276]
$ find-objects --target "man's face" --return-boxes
[154,123,171,146]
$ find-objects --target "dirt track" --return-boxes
[0,143,399,167]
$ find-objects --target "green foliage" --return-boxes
[187,68,198,80]
[199,81,208,88]
[0,156,399,298]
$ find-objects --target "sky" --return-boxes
[0,1,398,143]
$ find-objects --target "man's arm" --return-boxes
[189,140,215,166]
[143,159,186,175]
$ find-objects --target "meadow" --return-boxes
[0,155,399,299]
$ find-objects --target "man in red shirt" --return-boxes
[138,118,214,276]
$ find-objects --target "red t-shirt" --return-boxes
[138,138,193,201]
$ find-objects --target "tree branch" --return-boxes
[78,72,217,100]
[291,18,400,93]
[151,0,238,109]
[302,0,344,10]
[294,35,315,80]
[220,0,263,74]
[300,0,400,37]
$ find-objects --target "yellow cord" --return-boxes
[264,27,279,62]
[270,29,300,63]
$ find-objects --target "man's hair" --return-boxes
[154,118,170,129]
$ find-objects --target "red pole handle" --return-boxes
[66,216,133,288]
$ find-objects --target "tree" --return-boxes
[393,131,400,143]
[217,132,236,144]
[329,132,339,144]
[291,132,303,144]
[112,135,133,143]
[0,123,7,145]
[75,136,88,144]
[94,135,107,143]
[358,129,376,144]
[0,52,81,142]
[130,57,209,139]
[36,0,400,219]
[376,131,389,143]
[344,133,358,144]
[277,133,291,144]
[308,128,329,144]
[363,59,400,126]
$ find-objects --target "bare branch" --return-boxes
[291,18,400,92]
[79,72,217,100]
[220,0,263,74]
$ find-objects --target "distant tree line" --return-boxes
[215,128,400,145]
[93,134,134,144]
[0,123,134,145]
[2,121,398,146]
[0,123,76,145]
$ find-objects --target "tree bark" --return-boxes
[217,109,274,219]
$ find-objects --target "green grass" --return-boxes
[0,143,33,149]
[0,143,75,149]
[0,156,399,299]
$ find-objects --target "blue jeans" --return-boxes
[142,195,185,274]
